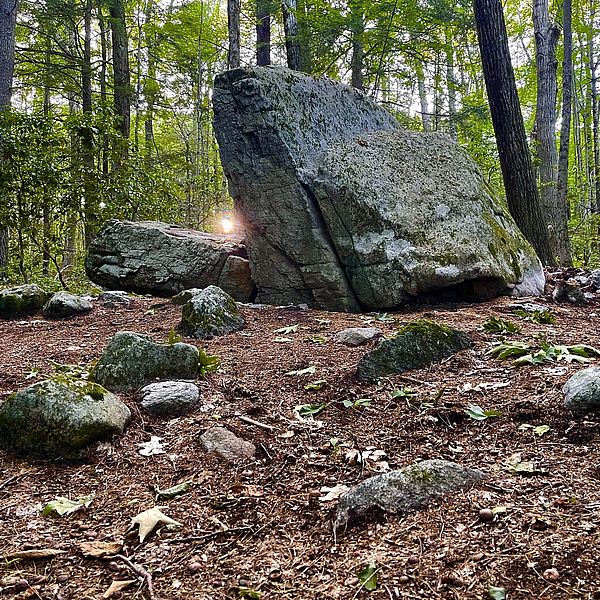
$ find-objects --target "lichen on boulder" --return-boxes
[0,284,51,318]
[0,377,130,456]
[562,367,600,415]
[179,285,244,339]
[336,459,485,529]
[356,319,472,381]
[42,292,93,318]
[92,331,199,391]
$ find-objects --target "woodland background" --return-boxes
[0,0,598,290]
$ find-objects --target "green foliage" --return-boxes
[342,397,372,409]
[464,404,502,420]
[488,341,600,365]
[198,349,220,376]
[512,309,556,324]
[486,340,531,359]
[357,563,378,591]
[482,316,520,335]
[167,327,182,345]
[295,403,327,417]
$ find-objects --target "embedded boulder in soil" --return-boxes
[0,284,51,318]
[563,367,600,415]
[200,426,256,461]
[92,331,199,391]
[42,292,93,318]
[0,378,130,456]
[179,285,244,339]
[85,220,256,302]
[333,327,382,347]
[356,319,472,381]
[213,65,544,312]
[139,381,200,417]
[335,459,485,529]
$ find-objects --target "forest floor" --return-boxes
[1,286,600,600]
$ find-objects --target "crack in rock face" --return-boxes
[213,66,545,312]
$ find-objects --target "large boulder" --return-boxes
[213,66,544,311]
[0,378,130,456]
[92,331,199,391]
[85,220,256,302]
[0,284,50,318]
[356,319,472,381]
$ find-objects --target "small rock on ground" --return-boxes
[552,280,587,305]
[563,367,600,415]
[0,284,50,318]
[42,292,93,318]
[336,459,485,529]
[139,381,200,417]
[199,426,255,461]
[333,327,382,347]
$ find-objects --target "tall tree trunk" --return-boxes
[349,0,365,91]
[589,0,600,214]
[282,0,301,70]
[556,0,573,265]
[42,33,51,276]
[256,0,271,66]
[445,30,458,140]
[227,0,241,69]
[144,0,156,159]
[108,0,131,145]
[532,0,561,260]
[474,0,556,265]
[0,0,18,276]
[98,4,110,175]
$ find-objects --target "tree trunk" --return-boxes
[349,0,365,91]
[256,0,271,66]
[0,0,17,276]
[556,0,573,265]
[282,0,301,70]
[532,0,561,260]
[227,0,241,69]
[108,0,131,143]
[445,30,458,140]
[474,0,556,265]
[589,1,600,214]
[144,0,156,159]
[98,5,110,175]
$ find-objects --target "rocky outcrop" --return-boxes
[0,378,130,456]
[86,220,256,302]
[213,66,545,311]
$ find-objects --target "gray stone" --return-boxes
[213,66,544,311]
[508,302,550,314]
[139,381,200,417]
[552,280,586,305]
[200,426,255,461]
[333,327,382,347]
[0,284,50,318]
[42,292,93,318]
[0,378,130,456]
[563,367,600,415]
[179,285,244,339]
[336,459,485,529]
[172,288,203,305]
[588,269,600,290]
[357,319,472,381]
[86,220,255,302]
[92,331,199,391]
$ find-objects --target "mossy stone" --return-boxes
[356,319,472,381]
[0,378,130,456]
[91,331,199,391]
[0,284,51,318]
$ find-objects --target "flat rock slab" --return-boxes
[179,285,245,339]
[86,220,256,302]
[140,381,200,417]
[357,319,472,381]
[0,284,50,318]
[333,327,382,347]
[336,459,485,529]
[563,367,600,415]
[200,426,255,461]
[0,378,130,456]
[213,66,544,311]
[42,292,93,318]
[92,331,199,391]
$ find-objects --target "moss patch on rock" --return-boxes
[356,319,472,381]
[0,284,51,318]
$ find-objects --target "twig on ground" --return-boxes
[110,554,156,600]
[238,415,275,431]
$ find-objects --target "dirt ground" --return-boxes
[1,283,600,600]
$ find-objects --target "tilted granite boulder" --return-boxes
[0,284,50,318]
[42,292,93,318]
[85,220,256,302]
[562,367,600,415]
[0,378,130,456]
[92,331,199,391]
[356,319,472,381]
[179,285,245,339]
[336,459,485,529]
[213,66,544,311]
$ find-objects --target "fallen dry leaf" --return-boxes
[102,579,136,598]
[131,507,181,542]
[319,484,351,502]
[79,541,123,558]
